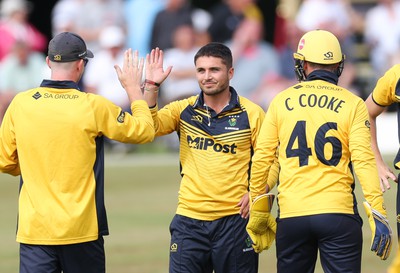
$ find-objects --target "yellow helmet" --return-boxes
[293,29,345,81]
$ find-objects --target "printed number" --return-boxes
[286,121,342,167]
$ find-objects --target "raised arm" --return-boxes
[143,47,172,108]
[114,49,144,103]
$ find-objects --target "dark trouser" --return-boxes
[397,174,400,239]
[169,214,258,273]
[276,214,362,273]
[20,236,105,273]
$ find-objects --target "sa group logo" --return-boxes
[32,92,42,100]
[187,135,237,154]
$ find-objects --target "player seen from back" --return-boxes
[246,29,392,273]
[0,32,162,273]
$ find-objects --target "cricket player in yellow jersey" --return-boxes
[246,29,392,273]
[143,42,279,273]
[365,65,400,273]
[0,32,159,273]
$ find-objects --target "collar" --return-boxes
[306,70,338,85]
[40,79,83,91]
[193,86,241,112]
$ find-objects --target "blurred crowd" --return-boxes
[0,0,399,143]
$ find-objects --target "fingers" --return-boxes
[123,48,131,70]
[114,64,122,78]
[147,47,162,66]
[164,65,173,78]
[380,179,390,192]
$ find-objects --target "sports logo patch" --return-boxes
[32,92,42,100]
[117,111,125,123]
[243,236,254,252]
[191,115,203,123]
[228,117,237,127]
[170,243,178,252]
[324,51,334,60]
[365,120,370,129]
[299,38,305,50]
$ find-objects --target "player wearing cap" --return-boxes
[246,29,392,272]
[0,32,169,273]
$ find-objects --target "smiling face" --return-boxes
[195,56,234,96]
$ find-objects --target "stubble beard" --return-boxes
[201,80,229,96]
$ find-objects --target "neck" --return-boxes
[203,90,231,114]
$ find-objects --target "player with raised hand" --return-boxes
[247,29,392,272]
[143,42,279,273]
[0,32,155,273]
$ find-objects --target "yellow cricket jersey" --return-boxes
[370,64,400,169]
[250,71,385,218]
[0,80,154,245]
[150,88,278,221]
[370,64,400,273]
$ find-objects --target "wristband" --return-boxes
[144,79,161,87]
[144,87,159,93]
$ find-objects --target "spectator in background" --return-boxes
[226,17,281,102]
[207,0,262,43]
[191,8,212,47]
[51,0,125,54]
[84,25,128,111]
[161,24,200,106]
[0,40,47,123]
[124,0,165,57]
[150,0,193,51]
[364,0,400,79]
[0,0,47,62]
[276,19,302,81]
[83,25,132,153]
[248,18,301,110]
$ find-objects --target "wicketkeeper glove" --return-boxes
[246,193,276,253]
[363,201,392,260]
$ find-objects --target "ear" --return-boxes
[45,56,51,68]
[228,67,234,80]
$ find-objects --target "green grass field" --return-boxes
[0,152,398,273]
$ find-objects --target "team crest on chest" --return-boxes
[225,115,239,131]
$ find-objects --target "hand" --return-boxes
[246,193,276,253]
[377,162,397,192]
[145,47,172,86]
[114,49,144,101]
[363,201,392,260]
[237,192,250,219]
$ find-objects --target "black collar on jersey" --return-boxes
[306,70,339,85]
[193,86,241,113]
[40,79,83,91]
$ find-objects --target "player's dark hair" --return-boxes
[194,42,233,68]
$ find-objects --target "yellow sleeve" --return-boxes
[150,98,193,136]
[250,99,280,201]
[0,98,21,176]
[351,100,386,216]
[93,96,155,144]
[267,150,280,191]
[372,64,400,106]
